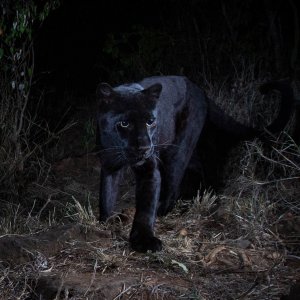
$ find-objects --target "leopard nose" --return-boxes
[138,146,152,157]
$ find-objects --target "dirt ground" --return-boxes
[1,195,299,299]
[0,103,299,299]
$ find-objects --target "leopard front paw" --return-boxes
[130,234,162,253]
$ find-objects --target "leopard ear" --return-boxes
[96,83,115,102]
[142,83,162,100]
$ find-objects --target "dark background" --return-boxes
[34,0,298,101]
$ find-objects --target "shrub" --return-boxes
[0,0,59,200]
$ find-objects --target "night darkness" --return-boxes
[34,0,298,98]
[35,0,168,94]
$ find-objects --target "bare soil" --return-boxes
[1,201,299,299]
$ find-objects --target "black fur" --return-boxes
[96,76,294,252]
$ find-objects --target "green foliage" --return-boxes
[0,0,59,103]
[0,0,59,199]
[0,0,59,60]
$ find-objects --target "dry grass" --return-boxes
[66,196,98,226]
[203,58,281,129]
[0,181,298,299]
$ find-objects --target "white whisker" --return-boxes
[154,143,180,149]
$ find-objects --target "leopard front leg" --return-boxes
[99,169,122,222]
[130,158,162,252]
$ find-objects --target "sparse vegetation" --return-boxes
[0,0,60,204]
[1,188,298,298]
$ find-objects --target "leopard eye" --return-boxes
[119,120,129,128]
[146,118,155,127]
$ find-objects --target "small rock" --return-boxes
[179,228,188,237]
